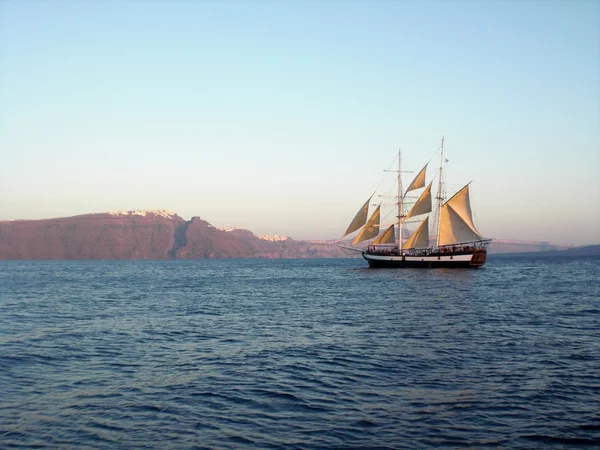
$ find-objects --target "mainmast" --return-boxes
[435,136,445,247]
[397,149,404,252]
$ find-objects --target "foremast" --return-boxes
[397,149,404,253]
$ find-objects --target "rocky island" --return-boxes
[0,210,345,260]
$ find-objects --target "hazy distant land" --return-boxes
[489,244,600,258]
[0,210,597,260]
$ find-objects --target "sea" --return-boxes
[1,255,599,449]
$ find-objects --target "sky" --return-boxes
[0,0,599,245]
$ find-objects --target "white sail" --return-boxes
[405,181,433,219]
[404,216,429,249]
[371,224,395,245]
[405,164,427,194]
[352,206,381,244]
[438,184,483,246]
[342,197,371,238]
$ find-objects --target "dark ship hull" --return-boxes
[363,248,487,269]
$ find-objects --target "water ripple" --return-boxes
[1,256,599,448]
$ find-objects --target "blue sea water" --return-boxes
[1,255,599,449]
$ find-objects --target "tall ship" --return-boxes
[341,138,490,268]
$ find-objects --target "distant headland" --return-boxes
[0,210,344,260]
[0,210,597,260]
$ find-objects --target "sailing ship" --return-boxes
[341,138,490,268]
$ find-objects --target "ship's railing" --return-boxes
[366,239,491,257]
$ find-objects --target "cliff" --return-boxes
[0,211,345,260]
[0,211,185,260]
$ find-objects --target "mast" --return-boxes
[397,149,404,252]
[435,136,445,247]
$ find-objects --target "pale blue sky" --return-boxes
[1,0,598,244]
